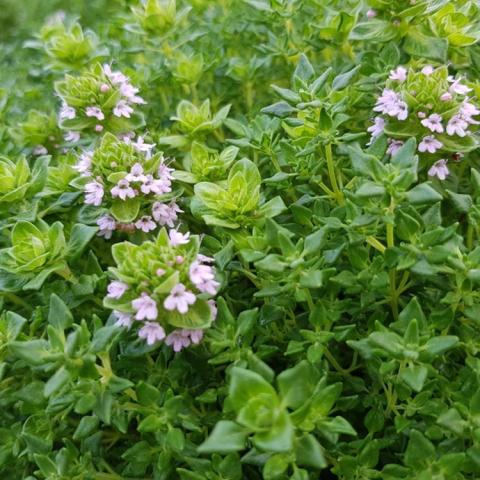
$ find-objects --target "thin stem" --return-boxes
[366,236,386,253]
[386,197,398,321]
[55,264,79,284]
[2,292,33,311]
[324,348,352,377]
[467,221,474,250]
[244,81,253,110]
[325,143,344,206]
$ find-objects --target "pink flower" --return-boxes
[389,66,407,83]
[125,135,156,158]
[187,329,204,344]
[421,65,434,76]
[189,261,215,285]
[449,79,472,95]
[138,322,166,345]
[102,64,128,85]
[165,330,191,352]
[169,229,190,247]
[140,175,167,194]
[120,82,140,98]
[132,293,158,321]
[95,125,104,132]
[367,116,385,142]
[111,179,136,200]
[374,89,399,114]
[114,311,133,329]
[74,151,93,175]
[366,9,377,18]
[428,159,449,180]
[418,135,442,153]
[196,278,220,295]
[421,113,443,133]
[64,131,80,143]
[164,283,196,314]
[197,254,214,263]
[33,145,48,156]
[208,299,218,320]
[107,281,128,299]
[97,215,116,239]
[460,102,480,123]
[440,92,453,102]
[84,180,104,206]
[59,102,76,120]
[152,202,182,227]
[100,83,110,93]
[135,215,156,233]
[113,100,134,118]
[126,163,147,183]
[86,106,105,120]
[374,89,408,120]
[392,100,408,120]
[446,115,468,136]
[386,139,404,156]
[158,162,174,180]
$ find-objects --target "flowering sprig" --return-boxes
[103,228,219,351]
[55,63,145,142]
[75,132,181,238]
[367,64,480,181]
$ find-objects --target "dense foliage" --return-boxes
[2,1,480,479]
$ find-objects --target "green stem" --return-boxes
[55,264,78,284]
[191,83,199,104]
[245,81,253,110]
[467,221,474,250]
[325,143,344,206]
[1,292,33,311]
[386,197,398,321]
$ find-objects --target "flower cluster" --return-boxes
[55,63,145,142]
[367,64,480,181]
[77,133,181,237]
[104,229,219,351]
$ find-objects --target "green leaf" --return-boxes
[91,326,120,353]
[295,434,327,469]
[66,224,98,260]
[277,361,316,409]
[447,190,472,213]
[228,367,277,413]
[294,54,315,82]
[400,364,428,392]
[404,27,448,61]
[332,65,360,91]
[406,183,442,204]
[252,410,294,452]
[404,430,435,467]
[9,339,53,365]
[48,294,73,330]
[197,421,248,453]
[73,415,99,440]
[263,454,289,479]
[423,336,458,356]
[258,196,286,218]
[44,367,70,397]
[111,197,141,222]
[34,454,58,477]
[261,102,297,118]
[166,299,213,329]
[6,311,26,341]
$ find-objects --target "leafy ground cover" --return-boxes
[1,1,480,479]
